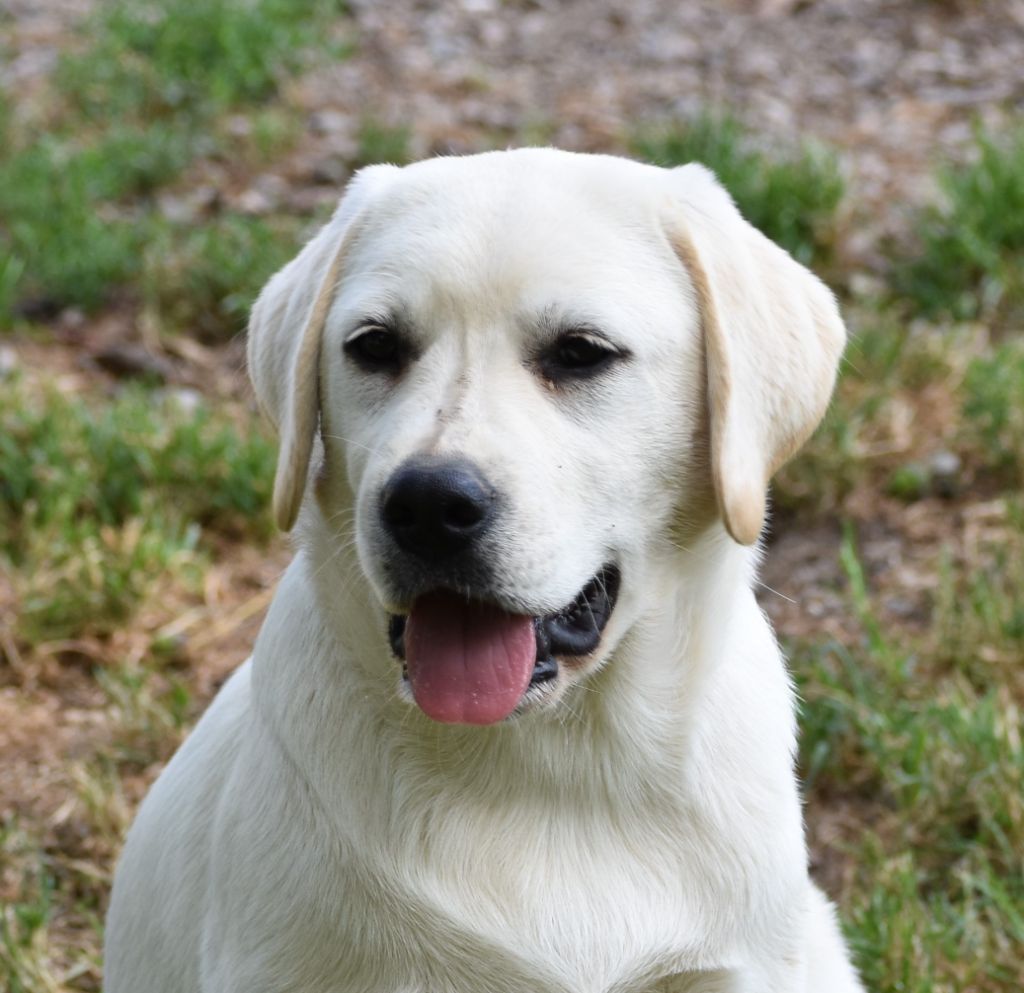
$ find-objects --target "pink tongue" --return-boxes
[405,592,537,725]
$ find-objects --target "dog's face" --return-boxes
[248,150,845,725]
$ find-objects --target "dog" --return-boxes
[105,149,865,993]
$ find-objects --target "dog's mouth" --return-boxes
[388,565,620,725]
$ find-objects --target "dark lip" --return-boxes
[389,564,621,688]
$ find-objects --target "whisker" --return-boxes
[322,506,357,528]
[755,581,796,605]
[320,433,385,457]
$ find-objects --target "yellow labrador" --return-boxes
[106,149,864,993]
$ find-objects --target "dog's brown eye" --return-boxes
[541,333,621,381]
[345,327,405,373]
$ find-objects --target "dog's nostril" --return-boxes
[443,493,487,530]
[381,457,496,558]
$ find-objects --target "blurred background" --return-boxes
[1,1,1022,990]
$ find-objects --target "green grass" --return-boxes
[0,0,347,327]
[0,376,275,647]
[0,136,158,315]
[960,339,1024,486]
[893,125,1024,323]
[796,526,1024,993]
[142,213,307,341]
[98,665,193,767]
[57,0,346,123]
[354,118,412,167]
[1,824,62,993]
[633,112,845,266]
[774,315,960,514]
[777,280,1024,515]
[932,508,1024,686]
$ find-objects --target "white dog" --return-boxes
[105,149,864,993]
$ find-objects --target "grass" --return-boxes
[932,510,1024,685]
[777,305,1024,518]
[796,524,1024,993]
[0,373,275,988]
[0,0,347,327]
[0,667,191,992]
[141,213,307,341]
[1,823,65,993]
[960,339,1024,487]
[353,118,413,167]
[633,112,845,267]
[774,314,962,515]
[893,125,1024,324]
[0,375,275,650]
[0,135,155,315]
[56,0,346,123]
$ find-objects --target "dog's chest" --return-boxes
[302,803,755,993]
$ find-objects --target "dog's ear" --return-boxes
[665,164,846,545]
[247,166,398,532]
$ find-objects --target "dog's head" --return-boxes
[248,150,844,726]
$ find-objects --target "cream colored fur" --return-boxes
[105,149,864,993]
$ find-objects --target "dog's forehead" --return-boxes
[340,150,686,331]
[379,148,667,217]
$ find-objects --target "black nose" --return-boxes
[381,457,496,558]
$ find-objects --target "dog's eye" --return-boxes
[541,333,622,381]
[345,326,405,373]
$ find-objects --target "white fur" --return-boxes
[105,149,864,993]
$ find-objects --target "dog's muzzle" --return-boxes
[388,565,620,725]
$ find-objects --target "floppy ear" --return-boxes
[665,164,846,545]
[247,166,398,532]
